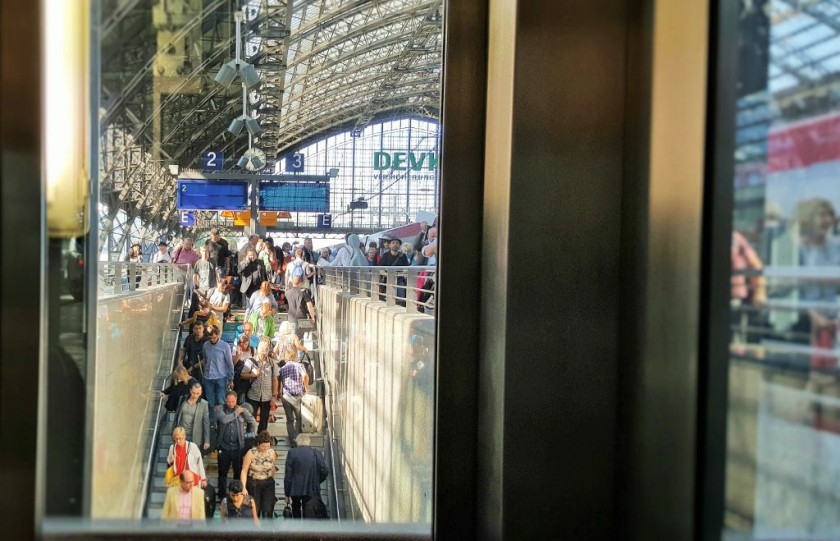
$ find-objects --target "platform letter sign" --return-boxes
[178,210,195,227]
[203,151,224,171]
[317,213,332,229]
[286,153,305,173]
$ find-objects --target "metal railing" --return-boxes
[138,290,189,518]
[730,265,840,369]
[98,262,192,297]
[316,265,437,314]
[314,264,436,523]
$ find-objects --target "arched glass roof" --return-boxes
[98,0,443,242]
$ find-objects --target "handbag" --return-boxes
[282,504,293,518]
[164,465,179,487]
[303,494,329,519]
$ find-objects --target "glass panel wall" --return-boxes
[42,0,443,536]
[282,118,440,230]
[725,1,840,537]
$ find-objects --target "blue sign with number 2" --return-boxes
[204,151,224,171]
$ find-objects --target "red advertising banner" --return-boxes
[768,112,840,173]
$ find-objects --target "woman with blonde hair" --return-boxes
[245,280,278,320]
[166,426,207,488]
[161,365,192,413]
[273,321,307,365]
[246,337,279,433]
[401,242,415,265]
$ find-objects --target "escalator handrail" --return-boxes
[138,277,191,517]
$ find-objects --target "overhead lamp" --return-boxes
[328,168,340,178]
[239,63,261,88]
[228,116,245,135]
[244,117,261,136]
[214,60,238,88]
[45,0,91,238]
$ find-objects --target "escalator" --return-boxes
[142,310,342,521]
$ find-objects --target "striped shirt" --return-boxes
[246,357,276,402]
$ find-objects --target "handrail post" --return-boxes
[407,268,419,313]
[128,263,136,291]
[385,269,396,307]
[371,269,379,299]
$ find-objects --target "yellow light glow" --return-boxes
[44,0,90,237]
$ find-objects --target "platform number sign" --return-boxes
[203,151,224,171]
[317,213,332,229]
[286,152,305,173]
[178,210,195,227]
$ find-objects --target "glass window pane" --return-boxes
[725,1,840,537]
[45,0,443,536]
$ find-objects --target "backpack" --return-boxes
[291,260,305,280]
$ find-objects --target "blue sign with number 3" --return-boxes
[204,151,224,171]
[286,153,305,173]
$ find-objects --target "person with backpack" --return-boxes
[284,247,314,289]
[278,330,310,447]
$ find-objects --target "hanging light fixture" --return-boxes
[239,63,261,89]
[214,60,238,88]
[244,116,261,136]
[212,12,260,89]
[228,116,245,135]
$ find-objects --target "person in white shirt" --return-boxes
[151,241,171,263]
[421,227,437,266]
[316,234,367,267]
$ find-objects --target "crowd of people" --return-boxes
[161,308,324,521]
[153,222,438,522]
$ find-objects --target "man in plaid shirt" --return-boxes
[279,357,309,447]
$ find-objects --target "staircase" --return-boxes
[145,309,332,520]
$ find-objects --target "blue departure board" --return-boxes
[258,181,330,212]
[176,180,249,210]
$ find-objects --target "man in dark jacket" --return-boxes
[284,434,329,518]
[239,248,267,307]
[379,236,409,304]
[214,391,257,495]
